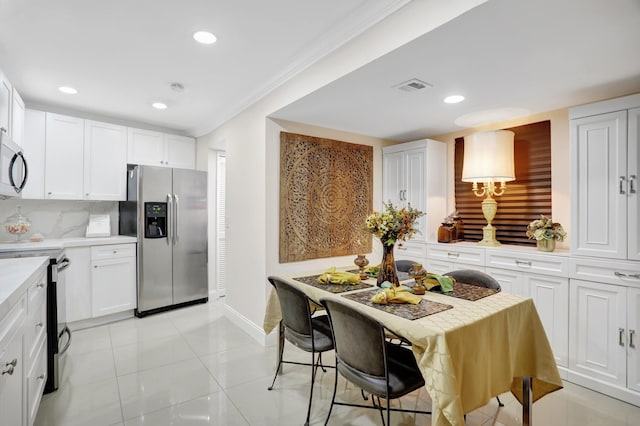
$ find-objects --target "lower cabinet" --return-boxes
[0,302,25,426]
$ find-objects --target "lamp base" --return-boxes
[478,225,501,247]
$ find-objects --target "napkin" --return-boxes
[317,267,361,285]
[421,273,455,292]
[371,286,422,305]
[364,265,379,278]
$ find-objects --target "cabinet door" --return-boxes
[10,88,25,147]
[65,247,92,323]
[426,259,452,275]
[21,110,46,199]
[382,151,404,207]
[127,128,165,167]
[572,111,627,259]
[569,279,626,387]
[0,72,10,139]
[91,256,136,317]
[0,331,24,426]
[84,120,127,200]
[527,274,569,367]
[486,267,526,296]
[628,287,640,393]
[405,148,427,242]
[44,113,84,199]
[165,134,195,169]
[628,107,640,261]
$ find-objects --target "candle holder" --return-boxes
[354,254,370,279]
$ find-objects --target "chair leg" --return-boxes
[496,396,504,407]
[361,388,369,401]
[267,337,285,391]
[324,361,339,426]
[386,396,391,426]
[305,351,316,426]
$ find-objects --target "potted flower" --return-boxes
[526,215,567,252]
[364,202,424,286]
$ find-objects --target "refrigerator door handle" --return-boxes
[167,193,173,246]
[174,194,180,245]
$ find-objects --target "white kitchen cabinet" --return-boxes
[84,120,127,200]
[21,110,46,199]
[91,244,136,317]
[11,88,25,147]
[65,247,93,323]
[128,128,195,169]
[44,113,85,199]
[426,243,485,275]
[486,267,526,296]
[0,296,26,426]
[628,287,640,393]
[570,93,640,261]
[0,71,11,141]
[24,269,46,426]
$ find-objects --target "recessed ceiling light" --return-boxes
[152,102,168,110]
[193,31,217,44]
[58,86,78,94]
[444,95,465,104]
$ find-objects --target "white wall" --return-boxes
[195,0,487,344]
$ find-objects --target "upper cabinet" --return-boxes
[84,120,127,200]
[0,69,25,147]
[570,93,640,261]
[382,139,447,246]
[128,128,195,169]
[44,113,85,199]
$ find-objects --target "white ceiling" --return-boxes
[273,0,640,141]
[0,0,408,136]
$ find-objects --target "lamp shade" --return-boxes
[462,130,515,182]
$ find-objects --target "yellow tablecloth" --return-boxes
[263,271,563,426]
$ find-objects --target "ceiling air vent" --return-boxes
[393,78,433,92]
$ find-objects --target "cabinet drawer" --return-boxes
[27,338,47,426]
[427,244,485,266]
[396,241,427,261]
[486,250,569,277]
[570,257,640,286]
[25,301,46,366]
[91,243,135,260]
[27,270,47,315]
[0,296,25,350]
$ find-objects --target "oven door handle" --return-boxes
[58,326,72,355]
[57,257,71,272]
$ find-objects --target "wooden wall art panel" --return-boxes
[279,132,373,263]
[454,121,552,246]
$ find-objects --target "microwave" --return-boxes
[0,134,28,198]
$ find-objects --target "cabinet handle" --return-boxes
[35,322,43,328]
[630,330,636,349]
[2,365,14,375]
[630,175,637,194]
[516,260,532,267]
[94,265,98,268]
[619,176,626,194]
[619,328,625,346]
[37,283,44,288]
[38,374,45,380]
[0,127,6,134]
[397,246,407,251]
[113,250,117,254]
[614,271,640,279]
[447,252,460,258]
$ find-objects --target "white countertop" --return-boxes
[0,235,137,253]
[0,256,49,320]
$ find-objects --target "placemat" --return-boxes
[342,289,453,320]
[293,275,373,293]
[347,269,410,281]
[433,281,499,301]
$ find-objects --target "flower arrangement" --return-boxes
[365,202,425,246]
[526,215,567,241]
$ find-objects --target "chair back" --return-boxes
[321,298,387,377]
[268,277,312,336]
[395,260,415,273]
[444,269,501,291]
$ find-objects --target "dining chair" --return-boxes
[395,259,414,273]
[443,269,504,407]
[320,297,431,426]
[267,276,335,426]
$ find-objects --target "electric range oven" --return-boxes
[0,248,71,393]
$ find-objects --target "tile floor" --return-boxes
[34,299,640,426]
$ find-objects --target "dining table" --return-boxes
[263,268,563,426]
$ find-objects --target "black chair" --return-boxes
[267,276,334,426]
[395,259,415,273]
[320,297,431,426]
[443,269,504,407]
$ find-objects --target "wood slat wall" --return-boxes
[454,121,551,246]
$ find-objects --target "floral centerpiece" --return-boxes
[526,215,566,252]
[364,202,424,286]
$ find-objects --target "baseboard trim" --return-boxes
[223,302,277,347]
[566,370,640,407]
[67,310,134,331]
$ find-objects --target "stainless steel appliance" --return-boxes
[0,248,71,393]
[0,135,28,198]
[119,165,208,317]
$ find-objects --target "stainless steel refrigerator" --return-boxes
[119,165,208,316]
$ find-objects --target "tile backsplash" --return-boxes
[0,199,119,242]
